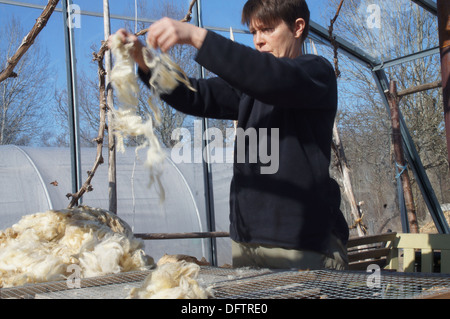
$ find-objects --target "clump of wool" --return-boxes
[128,260,212,299]
[0,206,153,288]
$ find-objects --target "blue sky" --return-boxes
[0,0,333,143]
[0,0,332,81]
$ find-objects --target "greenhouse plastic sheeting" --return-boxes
[0,145,233,265]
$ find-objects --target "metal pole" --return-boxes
[437,0,450,169]
[61,0,82,202]
[411,0,438,16]
[135,232,229,240]
[195,0,218,267]
[103,0,117,214]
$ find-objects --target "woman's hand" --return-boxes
[108,28,149,73]
[146,17,207,52]
[108,17,207,72]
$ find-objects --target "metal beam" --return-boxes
[0,0,157,24]
[372,46,440,71]
[411,0,438,16]
[309,20,380,67]
[0,0,254,35]
[195,0,218,267]
[61,0,82,200]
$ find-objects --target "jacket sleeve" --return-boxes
[138,68,240,120]
[195,31,337,110]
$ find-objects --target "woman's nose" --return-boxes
[254,31,265,48]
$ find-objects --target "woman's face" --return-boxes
[249,18,305,59]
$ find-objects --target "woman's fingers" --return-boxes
[108,28,129,49]
[147,18,170,49]
[156,31,178,52]
[147,18,190,52]
[107,29,149,71]
[110,16,205,57]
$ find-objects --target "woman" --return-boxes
[111,0,349,270]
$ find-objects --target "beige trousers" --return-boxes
[232,235,348,270]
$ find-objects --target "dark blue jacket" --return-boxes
[139,31,349,254]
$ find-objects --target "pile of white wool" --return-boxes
[0,206,153,288]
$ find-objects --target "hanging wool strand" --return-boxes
[109,34,195,203]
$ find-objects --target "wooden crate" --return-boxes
[387,233,450,274]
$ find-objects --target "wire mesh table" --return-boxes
[1,267,450,299]
[211,268,450,299]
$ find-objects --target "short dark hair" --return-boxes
[242,0,310,43]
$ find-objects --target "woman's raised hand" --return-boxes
[146,17,207,52]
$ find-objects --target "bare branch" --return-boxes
[66,48,108,208]
[180,0,198,23]
[0,0,59,84]
[398,80,442,98]
[328,0,345,78]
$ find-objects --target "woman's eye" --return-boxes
[250,28,274,35]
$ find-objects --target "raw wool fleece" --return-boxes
[109,34,195,202]
[128,260,213,299]
[0,206,153,288]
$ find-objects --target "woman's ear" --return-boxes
[293,18,306,39]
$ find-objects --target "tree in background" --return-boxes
[53,69,102,147]
[0,16,52,146]
[324,0,446,234]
